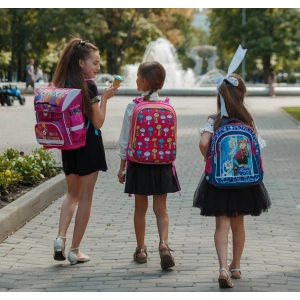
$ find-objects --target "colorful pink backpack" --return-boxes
[127,97,177,164]
[34,86,88,150]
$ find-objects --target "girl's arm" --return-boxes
[199,131,212,162]
[117,159,126,184]
[91,85,119,129]
[117,102,134,183]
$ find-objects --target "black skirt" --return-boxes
[124,161,180,196]
[61,122,107,176]
[193,172,271,218]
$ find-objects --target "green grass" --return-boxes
[281,107,300,121]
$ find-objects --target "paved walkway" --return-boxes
[1,95,300,292]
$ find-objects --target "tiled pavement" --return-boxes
[0,94,300,292]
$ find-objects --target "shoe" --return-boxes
[133,246,148,264]
[229,264,241,279]
[53,236,66,261]
[159,241,175,270]
[218,268,234,288]
[68,247,90,265]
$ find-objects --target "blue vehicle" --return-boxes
[0,84,26,106]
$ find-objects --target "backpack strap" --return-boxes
[133,97,144,104]
[220,118,245,127]
[83,78,99,135]
[86,119,99,135]
[171,162,181,196]
[65,79,71,87]
[133,97,171,104]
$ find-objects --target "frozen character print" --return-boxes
[233,137,250,176]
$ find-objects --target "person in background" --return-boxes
[268,71,277,97]
[21,58,36,95]
[36,67,44,83]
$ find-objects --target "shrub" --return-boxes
[0,147,61,196]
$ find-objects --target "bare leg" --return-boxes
[70,171,98,259]
[230,215,245,277]
[21,87,28,95]
[57,174,80,237]
[153,194,169,251]
[134,194,148,259]
[215,216,231,278]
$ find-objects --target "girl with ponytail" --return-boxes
[53,37,119,265]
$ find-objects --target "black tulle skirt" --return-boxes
[124,161,181,196]
[193,172,271,218]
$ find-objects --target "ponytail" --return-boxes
[53,38,99,119]
[138,61,166,101]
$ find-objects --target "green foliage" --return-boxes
[0,170,22,195]
[281,107,300,121]
[0,8,206,79]
[208,8,300,81]
[0,148,60,196]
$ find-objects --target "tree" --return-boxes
[147,8,208,70]
[94,8,165,75]
[0,8,207,80]
[94,8,207,74]
[208,8,300,81]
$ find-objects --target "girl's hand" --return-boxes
[102,85,119,101]
[203,157,207,162]
[117,168,125,184]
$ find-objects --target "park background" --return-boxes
[1,7,300,85]
[1,4,300,294]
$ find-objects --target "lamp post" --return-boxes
[242,8,246,80]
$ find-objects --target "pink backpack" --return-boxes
[34,86,88,150]
[127,97,177,164]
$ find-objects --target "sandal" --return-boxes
[133,246,148,264]
[229,264,241,279]
[159,241,175,270]
[218,268,234,288]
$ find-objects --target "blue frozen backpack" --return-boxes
[204,118,264,189]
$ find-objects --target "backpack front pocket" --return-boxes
[35,122,65,146]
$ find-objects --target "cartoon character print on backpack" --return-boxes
[205,118,264,189]
[221,136,253,178]
[127,97,177,164]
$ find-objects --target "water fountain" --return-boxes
[95,38,292,96]
[122,38,197,88]
[94,38,225,95]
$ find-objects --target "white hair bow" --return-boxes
[211,45,247,117]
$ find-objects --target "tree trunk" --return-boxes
[262,54,271,83]
[17,55,22,82]
[9,11,17,82]
[106,50,120,75]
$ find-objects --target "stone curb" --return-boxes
[0,173,67,242]
[9,82,300,96]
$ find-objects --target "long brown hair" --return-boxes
[138,61,166,101]
[53,37,99,119]
[213,73,254,131]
